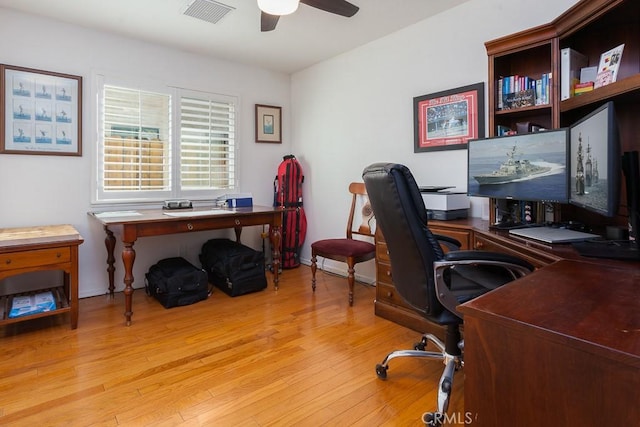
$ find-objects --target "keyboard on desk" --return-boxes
[509,226,600,244]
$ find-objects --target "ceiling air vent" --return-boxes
[183,0,235,24]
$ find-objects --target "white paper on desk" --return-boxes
[162,210,228,217]
[94,211,142,218]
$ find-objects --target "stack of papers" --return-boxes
[9,291,57,318]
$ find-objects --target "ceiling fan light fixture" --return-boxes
[257,0,299,16]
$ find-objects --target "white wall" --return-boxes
[0,9,293,297]
[0,0,580,298]
[291,0,579,281]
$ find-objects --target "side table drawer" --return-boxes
[0,247,71,270]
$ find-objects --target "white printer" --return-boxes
[420,188,469,220]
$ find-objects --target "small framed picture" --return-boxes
[255,104,281,143]
[1,64,82,156]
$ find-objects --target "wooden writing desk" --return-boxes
[459,259,640,426]
[89,206,283,325]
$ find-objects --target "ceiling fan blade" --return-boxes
[261,12,280,32]
[300,0,359,17]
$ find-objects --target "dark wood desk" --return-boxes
[89,206,283,325]
[459,259,640,426]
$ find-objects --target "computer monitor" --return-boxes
[467,128,569,203]
[569,101,619,217]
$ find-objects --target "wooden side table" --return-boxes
[0,225,83,329]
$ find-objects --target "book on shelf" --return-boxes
[497,125,513,136]
[9,291,57,318]
[574,82,594,95]
[497,72,551,110]
[580,66,597,84]
[560,48,588,100]
[503,89,535,110]
[594,43,624,88]
[594,70,613,88]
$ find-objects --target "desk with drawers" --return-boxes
[89,206,282,326]
[373,218,639,425]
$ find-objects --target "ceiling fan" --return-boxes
[258,0,359,32]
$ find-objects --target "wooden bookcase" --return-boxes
[485,0,640,230]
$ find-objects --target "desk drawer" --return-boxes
[473,233,559,268]
[0,247,71,270]
[430,226,471,250]
[376,261,393,286]
[376,281,410,308]
[376,243,390,263]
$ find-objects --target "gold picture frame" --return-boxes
[0,64,82,156]
[255,104,281,143]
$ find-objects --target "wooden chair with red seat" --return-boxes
[311,182,376,306]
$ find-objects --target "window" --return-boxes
[179,93,236,192]
[96,82,237,204]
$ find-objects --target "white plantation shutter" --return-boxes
[101,86,171,193]
[96,81,237,203]
[180,95,236,191]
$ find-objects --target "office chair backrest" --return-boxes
[363,163,446,317]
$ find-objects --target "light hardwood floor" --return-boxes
[0,266,464,426]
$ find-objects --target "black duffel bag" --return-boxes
[145,257,210,308]
[200,238,267,297]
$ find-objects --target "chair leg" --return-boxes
[422,356,460,427]
[375,333,446,379]
[311,253,317,292]
[437,356,457,414]
[347,260,355,306]
[374,330,463,427]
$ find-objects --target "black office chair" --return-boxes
[362,163,534,426]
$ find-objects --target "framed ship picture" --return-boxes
[414,82,484,153]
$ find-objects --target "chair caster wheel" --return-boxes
[422,412,442,427]
[414,341,426,351]
[375,363,388,379]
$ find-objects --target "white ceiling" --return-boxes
[0,0,470,74]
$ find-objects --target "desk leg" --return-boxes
[122,241,136,326]
[104,226,116,298]
[270,224,281,290]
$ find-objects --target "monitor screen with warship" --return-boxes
[467,128,570,203]
[569,101,619,217]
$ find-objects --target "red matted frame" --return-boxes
[414,82,484,153]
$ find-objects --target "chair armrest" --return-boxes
[433,251,534,318]
[443,250,534,271]
[433,234,461,251]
